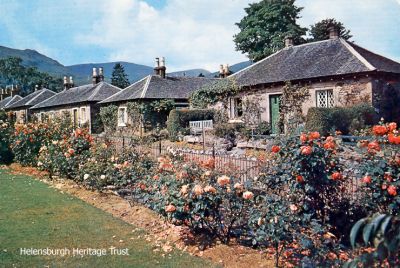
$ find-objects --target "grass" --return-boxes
[0,169,215,267]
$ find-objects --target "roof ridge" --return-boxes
[229,49,283,78]
[25,90,47,106]
[5,95,20,107]
[140,75,151,98]
[30,92,59,110]
[87,82,103,101]
[340,38,376,71]
[99,76,149,104]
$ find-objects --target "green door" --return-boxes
[269,95,281,134]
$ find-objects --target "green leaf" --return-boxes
[380,215,392,234]
[350,218,366,248]
[363,223,374,245]
[371,214,386,234]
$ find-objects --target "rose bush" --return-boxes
[0,111,13,164]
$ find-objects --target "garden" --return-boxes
[1,108,400,267]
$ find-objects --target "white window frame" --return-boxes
[229,97,243,119]
[72,108,79,128]
[118,107,127,127]
[316,89,334,108]
[80,107,87,126]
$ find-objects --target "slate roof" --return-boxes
[0,95,22,109]
[231,38,400,87]
[100,75,219,104]
[31,82,121,110]
[6,89,56,110]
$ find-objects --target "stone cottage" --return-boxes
[30,68,121,133]
[99,57,218,134]
[0,95,22,110]
[227,28,400,133]
[6,87,56,123]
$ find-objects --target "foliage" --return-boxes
[251,133,359,266]
[373,81,400,124]
[279,82,310,135]
[241,96,266,127]
[0,111,13,164]
[0,57,63,95]
[233,0,307,61]
[111,63,130,89]
[346,214,400,267]
[308,18,352,42]
[357,121,400,215]
[167,109,215,140]
[38,128,93,179]
[190,79,240,109]
[305,104,377,135]
[99,105,118,133]
[213,122,245,144]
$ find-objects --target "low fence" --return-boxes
[94,135,263,182]
[93,135,363,199]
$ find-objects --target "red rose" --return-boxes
[309,132,320,140]
[362,175,371,184]
[387,185,397,196]
[271,145,280,153]
[296,175,304,183]
[331,172,343,181]
[300,146,313,155]
[367,141,381,152]
[300,134,308,143]
[372,125,388,136]
[388,134,400,145]
[323,141,336,150]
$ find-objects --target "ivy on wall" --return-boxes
[190,78,241,108]
[99,105,118,133]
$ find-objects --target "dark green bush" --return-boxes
[305,104,377,135]
[167,109,215,140]
[305,108,332,135]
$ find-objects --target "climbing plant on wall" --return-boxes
[190,78,241,109]
[99,105,118,133]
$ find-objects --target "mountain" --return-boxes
[0,46,69,76]
[207,60,253,77]
[67,62,154,85]
[0,45,252,86]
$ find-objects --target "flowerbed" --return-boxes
[2,116,400,267]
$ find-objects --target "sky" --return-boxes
[0,0,399,72]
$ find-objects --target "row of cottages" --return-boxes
[227,28,400,133]
[0,86,22,110]
[6,86,56,123]
[99,57,218,133]
[28,69,121,132]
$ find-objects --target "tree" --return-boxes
[0,57,63,96]
[308,18,352,42]
[233,0,307,62]
[111,63,130,89]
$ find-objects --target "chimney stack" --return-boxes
[219,64,231,78]
[284,36,294,48]
[35,85,39,92]
[92,67,98,85]
[98,67,104,82]
[154,57,166,78]
[63,76,74,90]
[328,26,339,39]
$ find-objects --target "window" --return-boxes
[118,107,127,127]
[72,109,78,128]
[229,97,243,118]
[316,89,334,108]
[80,107,86,126]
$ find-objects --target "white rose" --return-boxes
[83,174,90,180]
[100,175,106,180]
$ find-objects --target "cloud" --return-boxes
[75,0,253,71]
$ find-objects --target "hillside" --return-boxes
[0,45,251,85]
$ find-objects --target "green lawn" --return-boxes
[0,169,214,268]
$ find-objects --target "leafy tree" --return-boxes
[233,0,307,62]
[0,57,63,96]
[308,18,352,41]
[111,63,130,89]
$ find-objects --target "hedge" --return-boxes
[305,104,377,135]
[167,109,215,140]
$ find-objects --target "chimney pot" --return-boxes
[160,57,165,67]
[284,36,294,47]
[92,68,98,85]
[155,57,160,67]
[328,26,339,39]
[70,76,74,86]
[219,64,224,74]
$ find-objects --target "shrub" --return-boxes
[213,122,244,144]
[167,109,215,140]
[0,111,13,164]
[305,104,377,135]
[99,105,118,133]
